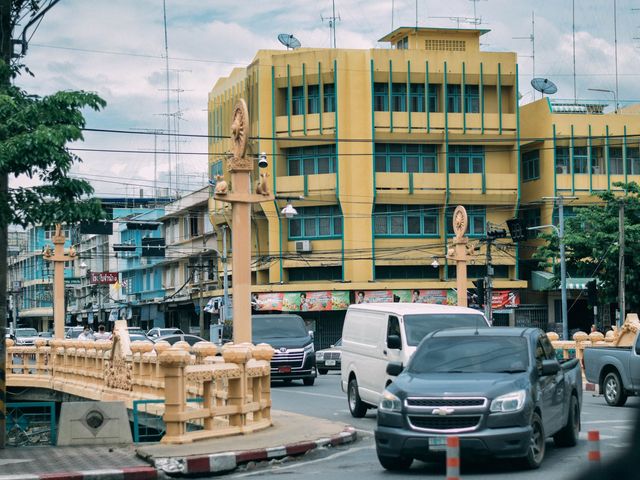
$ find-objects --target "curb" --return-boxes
[584,382,599,394]
[154,426,357,476]
[0,466,158,480]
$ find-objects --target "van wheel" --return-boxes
[554,395,580,447]
[603,371,627,406]
[303,377,315,386]
[348,377,368,418]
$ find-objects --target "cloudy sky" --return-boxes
[12,0,640,198]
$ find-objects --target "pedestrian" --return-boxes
[77,326,95,341]
[94,324,110,340]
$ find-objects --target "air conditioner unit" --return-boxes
[295,240,312,253]
[556,165,569,174]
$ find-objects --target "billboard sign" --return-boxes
[90,272,119,284]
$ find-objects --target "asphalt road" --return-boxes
[226,373,638,479]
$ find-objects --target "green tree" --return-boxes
[534,182,640,311]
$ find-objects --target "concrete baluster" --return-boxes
[253,343,274,422]
[34,339,47,376]
[158,348,193,444]
[222,343,251,428]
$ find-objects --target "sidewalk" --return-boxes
[0,411,356,479]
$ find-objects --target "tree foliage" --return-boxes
[0,61,107,227]
[534,182,640,310]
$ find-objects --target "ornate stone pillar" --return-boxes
[448,206,470,307]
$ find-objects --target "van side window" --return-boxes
[387,316,401,349]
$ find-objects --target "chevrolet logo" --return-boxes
[432,407,455,416]
[279,347,287,353]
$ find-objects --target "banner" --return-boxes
[255,291,350,312]
[90,272,118,284]
[355,289,457,306]
[492,290,520,309]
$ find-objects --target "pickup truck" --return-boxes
[583,331,640,406]
[375,327,582,471]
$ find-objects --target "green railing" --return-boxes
[132,398,203,443]
[6,401,56,447]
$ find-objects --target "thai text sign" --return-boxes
[255,291,351,312]
[90,272,119,284]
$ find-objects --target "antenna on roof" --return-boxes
[531,78,558,97]
[513,12,536,99]
[321,0,341,48]
[277,33,301,50]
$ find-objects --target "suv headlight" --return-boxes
[379,390,402,413]
[304,343,314,354]
[315,351,324,360]
[490,390,526,413]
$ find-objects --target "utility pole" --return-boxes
[558,197,569,341]
[221,225,230,324]
[619,200,625,326]
[484,237,493,322]
[198,252,205,339]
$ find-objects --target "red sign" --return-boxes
[90,272,119,284]
[492,290,520,309]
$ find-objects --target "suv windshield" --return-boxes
[15,328,37,337]
[252,316,307,341]
[403,313,488,346]
[409,336,529,374]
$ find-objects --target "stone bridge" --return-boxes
[6,321,274,444]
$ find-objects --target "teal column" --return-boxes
[389,60,393,133]
[624,125,628,184]
[605,125,611,190]
[497,63,502,135]
[570,125,575,195]
[407,60,412,133]
[514,63,521,279]
[286,64,291,136]
[425,61,430,133]
[443,61,449,280]
[588,125,593,193]
[553,124,557,196]
[302,63,307,135]
[370,58,376,281]
[271,65,283,282]
[334,59,344,280]
[480,62,484,134]
[318,62,323,135]
[462,61,466,134]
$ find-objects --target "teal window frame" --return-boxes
[447,145,484,174]
[409,84,438,112]
[375,265,439,279]
[374,83,389,111]
[286,145,336,176]
[288,206,343,240]
[288,266,342,281]
[307,84,320,114]
[373,204,439,237]
[391,83,407,112]
[446,206,486,236]
[628,146,640,174]
[609,147,624,175]
[522,207,541,230]
[291,86,304,115]
[521,150,540,182]
[447,84,462,113]
[552,206,576,226]
[555,147,570,173]
[465,85,480,113]
[323,83,336,113]
[374,143,437,173]
[396,37,409,49]
[210,161,224,179]
[573,146,589,174]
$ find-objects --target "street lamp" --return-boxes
[281,203,298,219]
[588,87,618,114]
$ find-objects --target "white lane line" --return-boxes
[229,445,373,477]
[354,427,374,435]
[271,389,345,400]
[582,420,631,424]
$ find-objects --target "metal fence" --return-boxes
[6,401,56,447]
[515,304,549,331]
[132,398,203,443]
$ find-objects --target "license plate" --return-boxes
[278,366,291,373]
[325,360,336,366]
[428,437,447,451]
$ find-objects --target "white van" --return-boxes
[340,303,490,417]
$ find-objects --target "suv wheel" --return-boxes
[521,412,545,469]
[303,377,315,386]
[554,394,580,447]
[603,371,627,406]
[348,377,368,418]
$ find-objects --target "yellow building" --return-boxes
[207,26,544,343]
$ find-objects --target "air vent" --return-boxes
[295,240,312,253]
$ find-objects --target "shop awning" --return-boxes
[531,271,593,291]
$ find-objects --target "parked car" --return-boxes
[13,328,39,345]
[129,334,153,343]
[341,303,490,418]
[316,339,342,374]
[38,331,53,345]
[126,326,146,336]
[154,334,205,346]
[584,330,640,406]
[64,327,85,339]
[147,327,184,339]
[252,314,316,386]
[375,327,582,471]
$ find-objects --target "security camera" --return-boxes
[258,152,268,169]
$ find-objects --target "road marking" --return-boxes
[229,445,373,477]
[354,427,374,435]
[582,420,630,424]
[271,390,344,400]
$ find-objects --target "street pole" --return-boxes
[484,237,493,322]
[558,198,569,341]
[222,225,230,324]
[198,252,205,339]
[619,201,625,327]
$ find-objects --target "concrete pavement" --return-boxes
[0,410,356,479]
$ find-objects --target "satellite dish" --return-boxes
[531,78,558,96]
[278,33,301,50]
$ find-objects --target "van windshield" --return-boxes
[252,316,307,341]
[403,314,488,346]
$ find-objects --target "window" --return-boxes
[307,84,320,114]
[391,83,407,112]
[287,145,336,176]
[409,84,437,113]
[628,147,640,175]
[448,145,484,174]
[609,147,624,175]
[374,205,439,237]
[522,207,541,230]
[210,161,223,179]
[446,206,486,236]
[374,83,389,111]
[573,147,588,174]
[465,85,480,113]
[591,146,606,174]
[447,84,462,113]
[396,37,408,49]
[552,206,576,226]
[291,86,304,115]
[189,215,199,238]
[288,266,342,281]
[375,265,439,279]
[289,206,342,239]
[521,150,540,181]
[555,147,570,174]
[375,144,437,173]
[323,83,336,113]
